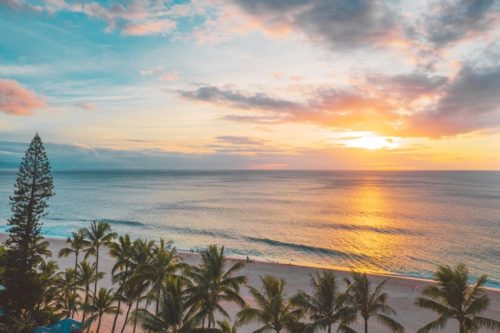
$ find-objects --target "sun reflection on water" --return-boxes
[340,178,405,274]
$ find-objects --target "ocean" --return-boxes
[0,170,499,287]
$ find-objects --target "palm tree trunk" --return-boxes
[120,302,133,333]
[111,266,128,333]
[364,317,368,333]
[74,252,79,276]
[155,289,160,315]
[96,315,102,333]
[111,297,122,333]
[133,297,140,333]
[86,316,92,333]
[94,245,100,297]
[71,252,78,319]
[82,285,90,327]
[459,320,465,333]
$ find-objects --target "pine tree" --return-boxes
[1,134,54,319]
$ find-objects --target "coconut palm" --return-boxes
[54,268,80,318]
[33,235,53,259]
[58,229,89,275]
[237,275,302,333]
[109,234,134,333]
[292,271,355,333]
[77,261,104,326]
[187,245,247,329]
[118,277,149,333]
[216,320,239,333]
[416,263,500,333]
[344,272,404,333]
[82,221,117,296]
[37,260,60,316]
[132,276,194,333]
[132,239,185,315]
[129,238,156,333]
[84,287,119,333]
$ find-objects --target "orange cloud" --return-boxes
[0,79,46,116]
[123,20,176,36]
[180,63,500,138]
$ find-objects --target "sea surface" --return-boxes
[0,170,499,287]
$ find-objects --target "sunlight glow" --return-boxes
[344,134,398,150]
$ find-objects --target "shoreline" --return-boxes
[1,232,499,332]
[2,231,500,292]
[25,231,500,292]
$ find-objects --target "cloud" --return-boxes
[407,65,500,136]
[369,73,448,99]
[230,0,400,49]
[179,64,500,138]
[222,114,283,124]
[139,66,164,76]
[0,140,286,170]
[1,138,498,170]
[216,136,263,145]
[180,85,302,111]
[75,102,97,112]
[140,67,180,81]
[180,84,399,134]
[160,72,180,81]
[0,79,46,115]
[423,0,499,46]
[122,19,176,36]
[27,0,196,36]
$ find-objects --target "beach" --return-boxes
[1,234,498,333]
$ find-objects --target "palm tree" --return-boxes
[415,263,500,333]
[118,278,149,333]
[33,235,53,258]
[187,245,247,329]
[237,275,302,333]
[85,287,119,333]
[109,234,134,333]
[54,268,80,318]
[216,320,239,333]
[58,229,89,274]
[82,221,117,297]
[132,239,184,315]
[77,261,104,326]
[37,260,60,316]
[344,272,404,333]
[132,276,194,333]
[292,271,355,333]
[129,238,156,333]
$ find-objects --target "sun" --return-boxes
[344,134,398,150]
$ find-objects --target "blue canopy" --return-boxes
[34,318,82,333]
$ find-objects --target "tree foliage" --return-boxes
[416,264,500,333]
[1,134,54,321]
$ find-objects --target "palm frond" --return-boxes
[376,314,405,333]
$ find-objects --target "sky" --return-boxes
[0,0,500,170]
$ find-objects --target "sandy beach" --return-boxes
[1,233,498,333]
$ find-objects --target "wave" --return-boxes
[162,225,237,240]
[99,219,145,227]
[315,223,423,236]
[154,200,228,212]
[46,217,145,227]
[245,236,369,261]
